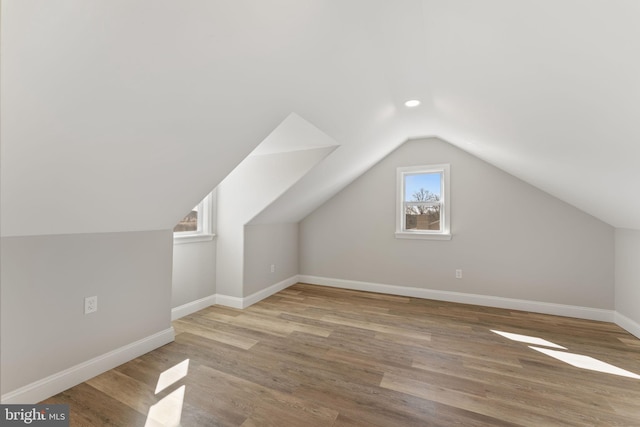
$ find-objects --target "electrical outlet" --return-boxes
[85,296,98,314]
[455,269,463,279]
[270,264,276,273]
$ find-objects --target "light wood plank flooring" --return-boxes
[43,283,640,426]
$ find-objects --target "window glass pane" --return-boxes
[404,173,441,202]
[405,204,441,230]
[404,172,442,231]
[173,207,198,233]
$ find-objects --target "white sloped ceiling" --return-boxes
[422,0,640,230]
[2,0,639,237]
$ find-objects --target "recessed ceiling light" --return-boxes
[404,99,421,108]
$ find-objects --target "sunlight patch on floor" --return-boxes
[491,330,567,349]
[530,346,640,380]
[155,359,190,394]
[492,329,640,380]
[145,385,186,427]
[146,359,190,426]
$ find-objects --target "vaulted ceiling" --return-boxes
[2,0,639,237]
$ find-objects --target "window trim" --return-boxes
[173,190,216,245]
[395,164,451,240]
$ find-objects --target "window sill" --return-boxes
[395,231,452,241]
[173,233,216,245]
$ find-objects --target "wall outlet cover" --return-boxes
[84,296,98,314]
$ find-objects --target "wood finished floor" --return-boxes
[43,283,640,426]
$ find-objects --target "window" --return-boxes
[396,164,451,240]
[173,190,216,244]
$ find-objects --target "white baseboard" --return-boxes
[614,312,640,340]
[298,275,616,323]
[216,275,298,309]
[172,294,217,320]
[242,275,299,308]
[1,328,175,404]
[215,294,244,309]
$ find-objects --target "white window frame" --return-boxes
[395,164,451,240]
[173,190,216,244]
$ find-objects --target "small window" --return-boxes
[173,190,216,244]
[396,164,451,240]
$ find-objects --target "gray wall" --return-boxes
[172,239,216,308]
[216,147,335,298]
[300,138,615,309]
[244,223,298,296]
[615,229,640,325]
[0,231,173,395]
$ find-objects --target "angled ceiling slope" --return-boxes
[421,0,640,230]
[2,0,640,236]
[220,113,340,227]
[0,0,434,237]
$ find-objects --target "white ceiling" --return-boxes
[2,0,639,236]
